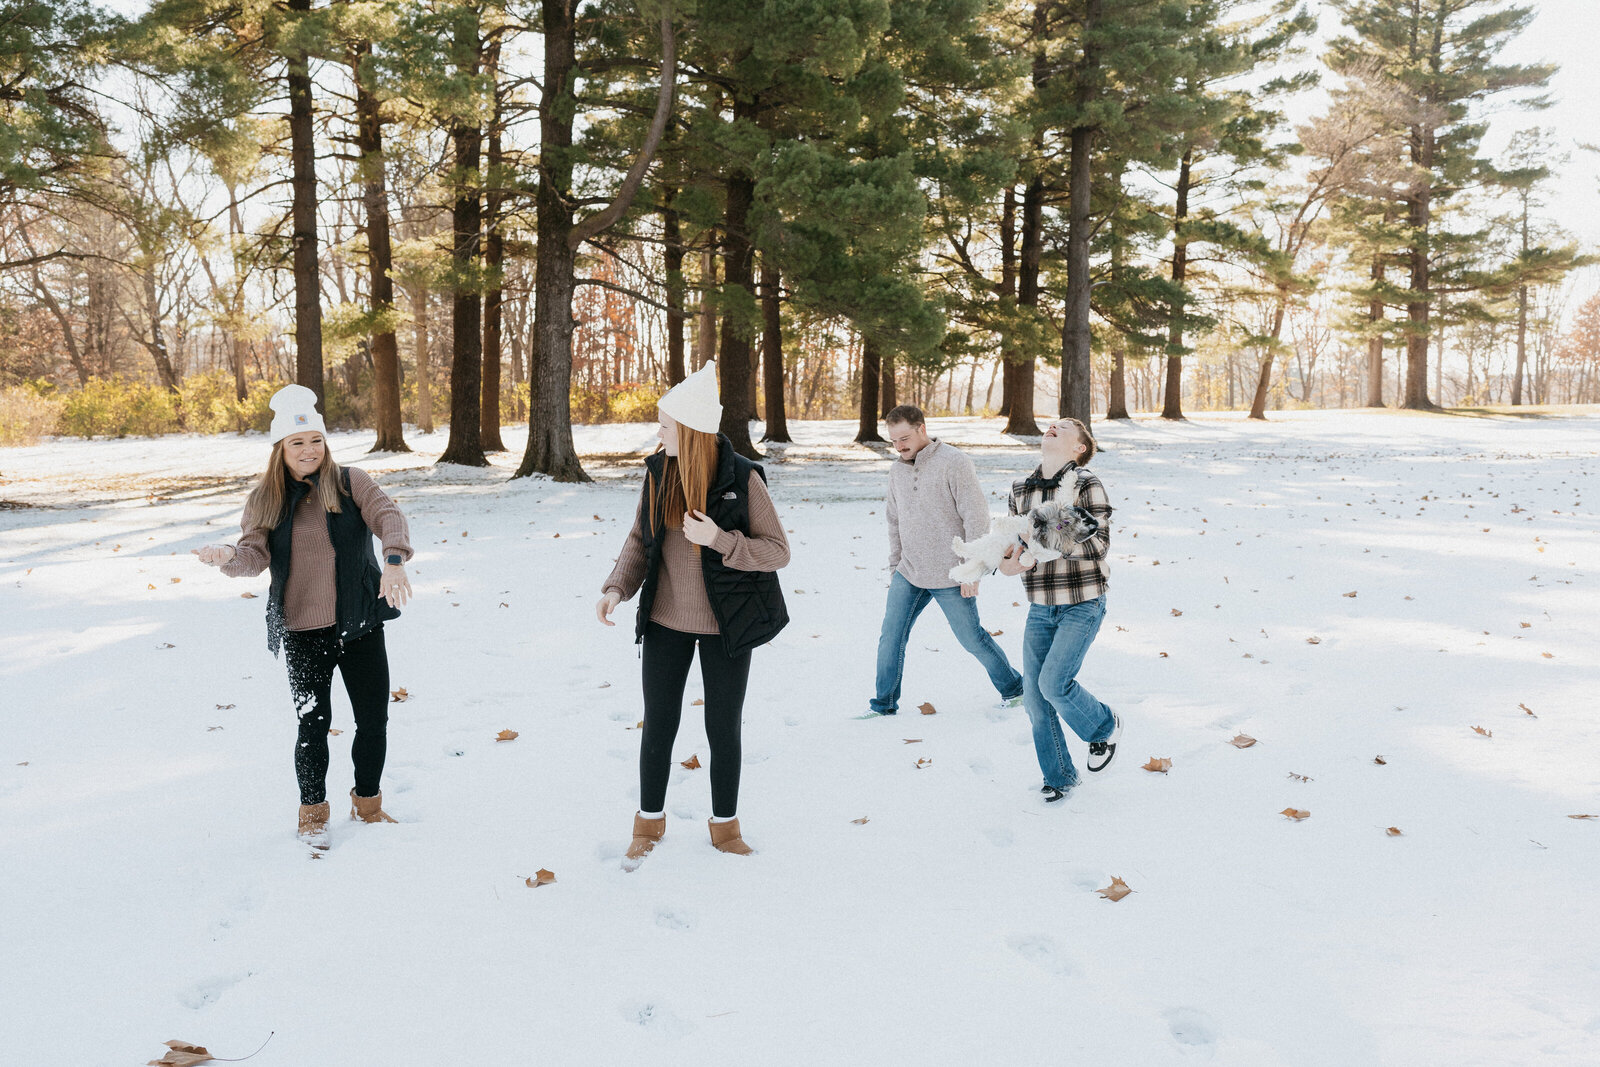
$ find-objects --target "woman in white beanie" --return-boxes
[193,384,415,849]
[597,362,791,865]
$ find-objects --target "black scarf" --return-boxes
[1022,462,1077,493]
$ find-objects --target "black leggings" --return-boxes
[639,622,752,819]
[282,625,390,805]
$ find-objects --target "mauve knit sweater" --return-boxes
[886,439,991,589]
[222,466,413,632]
[602,473,790,635]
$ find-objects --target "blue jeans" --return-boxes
[1022,597,1115,789]
[871,571,1023,714]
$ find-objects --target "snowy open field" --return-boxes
[2,409,1597,1066]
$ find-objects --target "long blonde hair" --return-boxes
[241,438,346,533]
[647,425,719,539]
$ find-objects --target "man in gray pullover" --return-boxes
[861,405,1023,717]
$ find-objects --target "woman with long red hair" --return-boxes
[597,362,790,866]
[194,385,413,850]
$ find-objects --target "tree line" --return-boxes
[3,0,1595,479]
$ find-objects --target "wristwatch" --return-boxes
[385,554,403,566]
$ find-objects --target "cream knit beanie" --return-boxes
[657,361,722,434]
[268,384,327,444]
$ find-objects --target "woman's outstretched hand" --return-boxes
[192,544,235,567]
[380,563,412,608]
[682,510,721,547]
[596,589,622,626]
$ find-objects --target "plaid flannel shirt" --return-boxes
[1007,462,1113,606]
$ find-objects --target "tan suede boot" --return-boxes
[708,817,753,855]
[298,801,331,850]
[349,788,398,824]
[622,813,667,871]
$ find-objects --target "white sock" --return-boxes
[709,814,736,823]
[638,809,664,820]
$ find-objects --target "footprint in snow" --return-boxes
[1066,868,1103,892]
[783,716,800,727]
[654,906,693,931]
[1164,1007,1218,1057]
[624,1000,695,1038]
[1006,934,1076,977]
[982,825,1014,848]
[180,970,250,1010]
[967,755,994,776]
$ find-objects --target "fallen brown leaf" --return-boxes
[1471,725,1492,738]
[147,583,156,590]
[1568,814,1597,820]
[169,577,182,584]
[328,728,343,736]
[1541,652,1553,659]
[914,757,933,769]
[525,869,556,887]
[1519,703,1535,716]
[1097,876,1132,902]
[1287,772,1313,782]
[1342,591,1358,598]
[851,816,869,825]
[1281,808,1310,821]
[214,704,235,710]
[691,698,704,706]
[1519,621,1531,628]
[1158,651,1170,658]
[146,1040,212,1066]
[390,687,409,702]
[496,729,519,742]
[681,753,701,769]
[1170,608,1183,617]
[1373,755,1387,765]
[988,629,1003,636]
[1305,636,1322,645]
[240,592,257,599]
[918,702,937,715]
[1142,757,1172,774]
[1386,826,1403,836]
[1228,734,1258,749]
[598,681,611,689]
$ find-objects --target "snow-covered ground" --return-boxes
[2,410,1597,1066]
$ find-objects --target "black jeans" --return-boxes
[639,622,752,819]
[282,624,390,805]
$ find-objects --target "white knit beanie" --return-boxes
[657,361,722,434]
[268,384,327,444]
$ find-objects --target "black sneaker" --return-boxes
[1087,710,1122,773]
[1042,784,1074,803]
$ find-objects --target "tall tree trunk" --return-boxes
[880,353,896,416]
[287,0,323,407]
[663,190,686,385]
[997,184,1017,419]
[695,246,716,369]
[30,267,90,385]
[1107,346,1129,419]
[439,71,487,466]
[855,338,883,443]
[1161,149,1193,420]
[760,255,789,442]
[515,0,587,480]
[1249,296,1289,420]
[479,40,506,452]
[1007,175,1043,434]
[353,42,408,454]
[1365,257,1385,407]
[1512,282,1528,406]
[718,135,761,459]
[141,268,180,391]
[1060,123,1095,424]
[1402,123,1436,410]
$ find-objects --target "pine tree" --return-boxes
[1328,0,1553,410]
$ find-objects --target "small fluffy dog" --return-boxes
[949,503,1101,584]
[949,513,1062,584]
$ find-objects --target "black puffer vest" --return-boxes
[635,435,789,658]
[264,469,399,654]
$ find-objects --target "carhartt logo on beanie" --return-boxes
[269,384,327,444]
[657,361,722,434]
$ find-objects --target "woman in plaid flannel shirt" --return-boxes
[998,417,1121,801]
